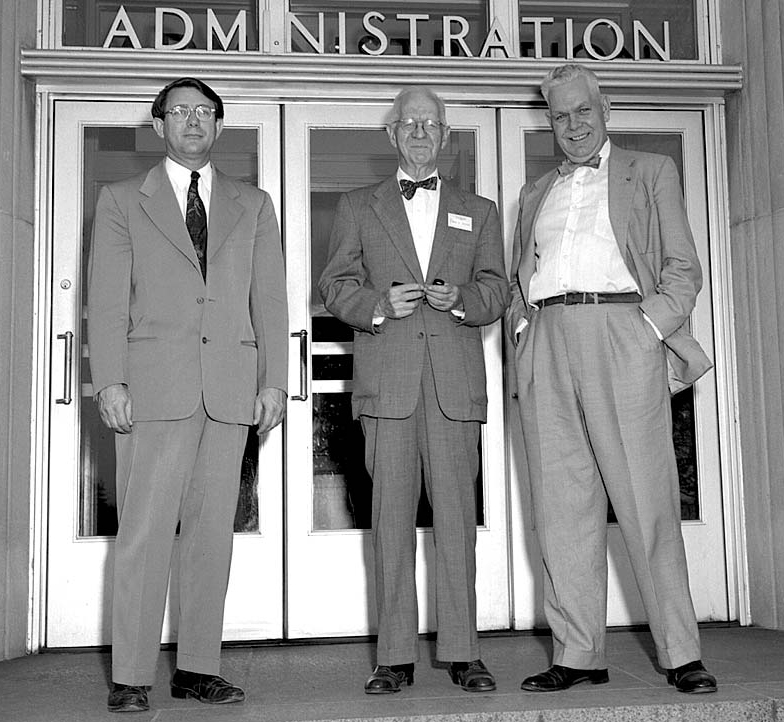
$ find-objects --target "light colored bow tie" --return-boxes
[558,156,601,176]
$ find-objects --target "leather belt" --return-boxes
[540,292,642,307]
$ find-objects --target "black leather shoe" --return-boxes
[521,664,609,692]
[107,683,149,713]
[364,664,415,694]
[666,660,717,694]
[448,659,496,692]
[170,668,245,704]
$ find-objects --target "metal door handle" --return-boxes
[290,329,309,401]
[56,331,74,405]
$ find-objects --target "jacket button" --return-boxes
[202,337,208,344]
[197,297,204,304]
[418,332,424,338]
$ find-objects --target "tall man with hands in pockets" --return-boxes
[319,87,509,695]
[507,63,717,695]
[88,77,288,713]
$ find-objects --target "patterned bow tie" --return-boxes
[400,175,438,200]
[557,156,601,176]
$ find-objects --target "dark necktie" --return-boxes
[557,156,601,176]
[186,170,208,280]
[399,175,438,200]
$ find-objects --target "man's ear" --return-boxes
[386,124,398,150]
[215,118,224,140]
[440,125,451,150]
[153,117,165,139]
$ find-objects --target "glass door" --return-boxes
[46,100,284,646]
[284,103,510,638]
[500,108,729,628]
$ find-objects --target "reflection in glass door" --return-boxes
[285,104,509,638]
[47,102,283,647]
[500,108,728,629]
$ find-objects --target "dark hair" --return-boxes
[151,77,224,120]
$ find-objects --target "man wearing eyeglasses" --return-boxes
[506,63,716,695]
[319,87,509,694]
[88,77,288,713]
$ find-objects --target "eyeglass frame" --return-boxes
[164,104,218,122]
[393,118,447,134]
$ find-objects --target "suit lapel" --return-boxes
[517,170,557,289]
[608,144,636,257]
[370,176,424,283]
[140,162,200,271]
[426,181,466,282]
[207,169,243,262]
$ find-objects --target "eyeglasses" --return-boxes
[164,105,217,122]
[395,118,445,133]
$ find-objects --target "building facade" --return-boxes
[1,0,781,659]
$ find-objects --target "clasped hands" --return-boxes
[375,280,463,319]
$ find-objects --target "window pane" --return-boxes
[523,129,699,521]
[63,1,259,50]
[289,0,489,56]
[309,126,485,530]
[519,0,697,61]
[78,125,261,536]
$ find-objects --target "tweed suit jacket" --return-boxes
[319,175,509,422]
[506,143,712,392]
[88,160,288,424]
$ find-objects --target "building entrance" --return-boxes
[44,99,728,648]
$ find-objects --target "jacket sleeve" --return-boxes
[637,155,703,339]
[250,191,289,392]
[317,192,382,333]
[458,200,511,327]
[87,185,132,396]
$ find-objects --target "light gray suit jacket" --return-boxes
[319,175,509,422]
[506,143,712,392]
[88,161,288,424]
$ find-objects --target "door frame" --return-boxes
[282,102,511,639]
[28,96,748,651]
[40,99,285,648]
[499,104,746,628]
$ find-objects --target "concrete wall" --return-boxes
[721,0,784,629]
[0,2,36,659]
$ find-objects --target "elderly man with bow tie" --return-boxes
[319,86,509,695]
[506,63,717,695]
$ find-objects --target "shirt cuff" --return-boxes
[514,318,529,342]
[642,311,663,340]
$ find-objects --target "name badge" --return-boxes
[448,213,472,232]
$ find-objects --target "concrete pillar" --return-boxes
[721,0,784,629]
[0,2,36,659]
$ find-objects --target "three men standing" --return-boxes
[506,63,717,694]
[89,67,717,709]
[319,87,509,694]
[88,77,288,713]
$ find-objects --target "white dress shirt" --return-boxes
[165,157,213,223]
[518,141,661,339]
[528,141,638,302]
[398,168,440,276]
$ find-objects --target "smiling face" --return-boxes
[387,89,450,180]
[546,76,610,163]
[152,86,224,170]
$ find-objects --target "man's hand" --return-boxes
[424,281,463,312]
[374,282,424,319]
[254,387,287,434]
[96,383,133,433]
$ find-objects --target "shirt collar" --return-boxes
[397,167,439,186]
[165,157,213,190]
